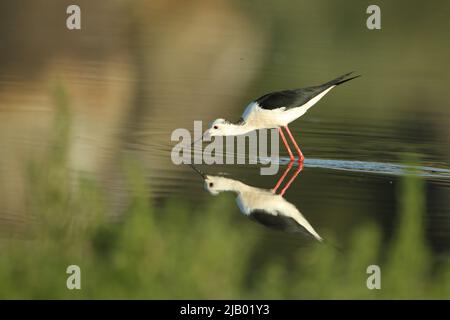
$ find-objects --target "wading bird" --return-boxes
[189,163,322,242]
[203,72,360,162]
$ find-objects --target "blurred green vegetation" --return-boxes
[0,89,448,299]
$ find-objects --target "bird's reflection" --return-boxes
[190,162,322,242]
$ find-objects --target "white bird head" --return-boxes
[203,118,231,139]
[204,175,237,195]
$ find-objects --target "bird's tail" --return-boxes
[326,71,361,86]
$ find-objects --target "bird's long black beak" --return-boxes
[188,130,211,179]
[190,130,211,147]
[188,163,206,180]
[190,138,201,147]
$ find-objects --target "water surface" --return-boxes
[0,0,449,298]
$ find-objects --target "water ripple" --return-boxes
[272,158,450,179]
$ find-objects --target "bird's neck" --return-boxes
[213,178,253,194]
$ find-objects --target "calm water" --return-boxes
[136,136,450,255]
[0,0,449,297]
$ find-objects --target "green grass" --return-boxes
[0,88,448,299]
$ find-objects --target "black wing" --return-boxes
[255,87,325,110]
[255,72,360,110]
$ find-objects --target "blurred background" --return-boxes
[0,0,449,298]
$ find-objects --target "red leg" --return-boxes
[278,127,294,161]
[284,126,304,162]
[272,160,293,193]
[279,162,304,196]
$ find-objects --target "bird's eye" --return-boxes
[209,182,214,187]
[213,125,218,129]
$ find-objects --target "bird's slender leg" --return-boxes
[272,160,294,193]
[284,126,304,162]
[278,127,295,161]
[279,161,304,196]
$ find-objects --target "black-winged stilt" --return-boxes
[189,163,322,241]
[203,72,360,162]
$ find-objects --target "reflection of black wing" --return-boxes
[250,209,306,234]
[255,72,359,110]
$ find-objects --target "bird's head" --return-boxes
[204,118,232,139]
[204,175,236,195]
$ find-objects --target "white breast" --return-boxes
[236,189,282,215]
[241,102,287,128]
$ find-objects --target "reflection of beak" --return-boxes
[189,164,206,179]
[191,132,208,148]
